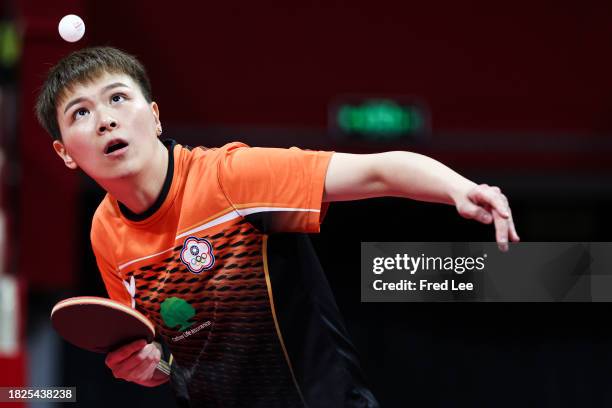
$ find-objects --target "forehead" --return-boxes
[57,72,139,111]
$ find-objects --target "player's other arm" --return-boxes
[322,151,519,249]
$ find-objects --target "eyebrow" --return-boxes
[63,82,130,115]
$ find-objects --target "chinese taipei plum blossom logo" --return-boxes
[180,237,215,274]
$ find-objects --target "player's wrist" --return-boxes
[449,179,477,207]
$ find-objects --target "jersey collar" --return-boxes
[118,139,176,222]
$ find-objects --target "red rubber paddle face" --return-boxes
[51,297,154,353]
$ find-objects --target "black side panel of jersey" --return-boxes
[245,211,305,234]
[266,234,380,408]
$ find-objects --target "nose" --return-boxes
[97,116,118,134]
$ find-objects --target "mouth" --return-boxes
[104,139,129,156]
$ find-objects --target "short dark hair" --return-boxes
[35,46,153,141]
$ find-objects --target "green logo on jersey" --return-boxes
[160,297,196,331]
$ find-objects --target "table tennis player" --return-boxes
[35,47,519,407]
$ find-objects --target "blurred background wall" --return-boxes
[3,0,612,407]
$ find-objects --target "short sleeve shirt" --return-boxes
[91,140,378,408]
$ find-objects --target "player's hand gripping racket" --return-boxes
[50,296,170,375]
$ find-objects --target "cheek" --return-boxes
[129,104,156,128]
[61,116,93,140]
[63,128,97,157]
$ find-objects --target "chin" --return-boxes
[113,163,143,180]
[94,160,143,182]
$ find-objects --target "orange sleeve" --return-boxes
[217,144,334,233]
[90,220,132,306]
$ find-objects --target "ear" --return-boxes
[151,101,161,127]
[151,102,163,137]
[52,140,78,170]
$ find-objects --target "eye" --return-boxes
[111,94,126,103]
[73,108,89,121]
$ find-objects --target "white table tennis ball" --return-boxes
[58,14,85,43]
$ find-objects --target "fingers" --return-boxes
[493,208,521,250]
[468,185,510,218]
[105,339,158,382]
[105,339,147,368]
[492,208,509,252]
[461,184,520,249]
[456,201,492,224]
[508,212,520,242]
[114,343,156,376]
[129,347,161,383]
[113,344,159,383]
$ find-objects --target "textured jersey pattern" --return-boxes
[91,141,332,407]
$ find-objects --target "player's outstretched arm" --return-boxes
[105,340,169,387]
[323,151,519,250]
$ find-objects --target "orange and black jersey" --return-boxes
[91,139,379,408]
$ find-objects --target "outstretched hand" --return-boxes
[453,184,520,251]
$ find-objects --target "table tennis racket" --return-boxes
[51,296,154,353]
[51,296,171,375]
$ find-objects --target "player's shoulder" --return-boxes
[177,141,251,171]
[221,141,250,152]
[180,141,250,157]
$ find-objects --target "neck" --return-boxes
[100,140,169,215]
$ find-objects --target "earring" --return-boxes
[157,127,163,136]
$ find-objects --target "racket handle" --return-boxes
[154,341,173,376]
[156,359,171,376]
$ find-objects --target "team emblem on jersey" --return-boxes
[180,236,215,273]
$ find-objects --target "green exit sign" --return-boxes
[330,98,429,141]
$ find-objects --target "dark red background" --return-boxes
[12,2,612,406]
[17,0,612,291]
[84,1,612,134]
